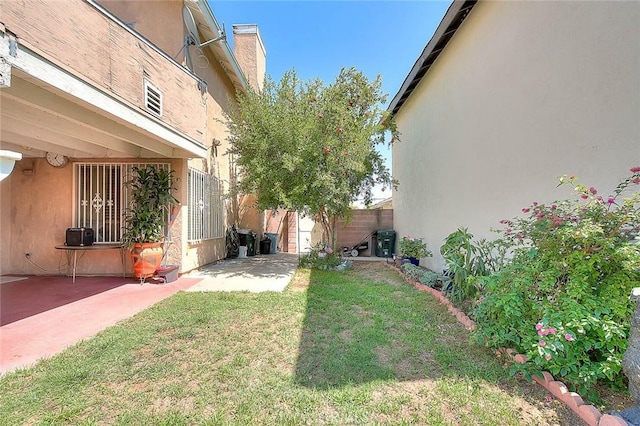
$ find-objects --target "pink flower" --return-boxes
[607,197,615,204]
[589,187,598,195]
[547,327,556,335]
[505,228,512,234]
[545,354,552,361]
[535,322,544,331]
[538,329,544,336]
[522,208,530,213]
[539,340,546,347]
[532,201,538,206]
[633,177,640,185]
[565,333,574,341]
[630,166,640,173]
[551,204,557,210]
[597,196,603,202]
[580,194,589,200]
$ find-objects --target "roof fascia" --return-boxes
[194,0,249,93]
[388,0,477,115]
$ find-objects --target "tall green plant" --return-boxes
[440,228,503,304]
[121,165,178,248]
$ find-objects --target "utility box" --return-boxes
[375,229,396,258]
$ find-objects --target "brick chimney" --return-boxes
[232,24,266,92]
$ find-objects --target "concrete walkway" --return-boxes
[0,253,298,375]
[184,253,299,293]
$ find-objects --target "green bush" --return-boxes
[299,246,342,270]
[400,263,444,288]
[474,168,640,400]
[440,228,508,304]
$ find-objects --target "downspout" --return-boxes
[296,212,300,254]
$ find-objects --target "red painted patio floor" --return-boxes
[0,274,201,375]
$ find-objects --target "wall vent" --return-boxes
[144,81,162,117]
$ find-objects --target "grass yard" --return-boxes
[0,263,585,425]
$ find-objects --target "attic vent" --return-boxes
[144,81,162,117]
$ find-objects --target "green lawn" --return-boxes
[0,263,582,425]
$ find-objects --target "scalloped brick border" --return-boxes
[383,262,628,426]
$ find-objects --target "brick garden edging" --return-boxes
[383,262,628,426]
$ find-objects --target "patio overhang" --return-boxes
[0,28,208,160]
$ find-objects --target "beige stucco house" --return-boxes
[390,0,640,271]
[0,0,266,276]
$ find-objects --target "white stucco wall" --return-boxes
[392,0,640,272]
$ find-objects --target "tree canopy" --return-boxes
[225,67,399,248]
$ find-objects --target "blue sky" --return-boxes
[210,0,451,202]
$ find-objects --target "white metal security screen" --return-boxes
[187,168,224,242]
[74,163,170,243]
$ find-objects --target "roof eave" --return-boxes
[185,0,249,94]
[388,0,477,115]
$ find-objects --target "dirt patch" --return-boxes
[289,269,311,291]
[351,261,404,286]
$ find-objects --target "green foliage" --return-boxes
[121,165,178,247]
[400,263,443,288]
[299,243,343,270]
[398,236,432,259]
[225,67,399,248]
[440,228,508,305]
[474,167,640,400]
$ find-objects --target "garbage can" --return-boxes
[265,233,278,254]
[246,232,256,256]
[237,229,251,246]
[375,229,396,258]
[259,237,271,255]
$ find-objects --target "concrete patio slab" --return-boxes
[184,253,298,293]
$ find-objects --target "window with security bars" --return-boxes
[74,163,170,243]
[188,168,224,242]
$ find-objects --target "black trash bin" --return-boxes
[259,237,271,255]
[246,232,257,256]
[375,229,396,258]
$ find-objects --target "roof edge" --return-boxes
[388,0,477,115]
[190,0,249,93]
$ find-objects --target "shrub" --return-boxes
[398,237,432,259]
[440,228,508,304]
[474,167,640,400]
[299,244,343,270]
[401,263,444,288]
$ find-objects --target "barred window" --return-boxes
[74,162,170,243]
[188,168,224,242]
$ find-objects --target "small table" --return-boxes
[55,244,126,283]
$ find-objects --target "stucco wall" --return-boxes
[392,1,640,271]
[2,0,206,144]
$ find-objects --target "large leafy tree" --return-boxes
[225,67,399,249]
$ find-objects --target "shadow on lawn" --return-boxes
[293,266,486,389]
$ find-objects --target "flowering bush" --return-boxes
[398,237,432,259]
[474,167,640,400]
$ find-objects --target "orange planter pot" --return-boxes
[130,242,164,279]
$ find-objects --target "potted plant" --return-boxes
[121,165,179,280]
[398,236,432,266]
